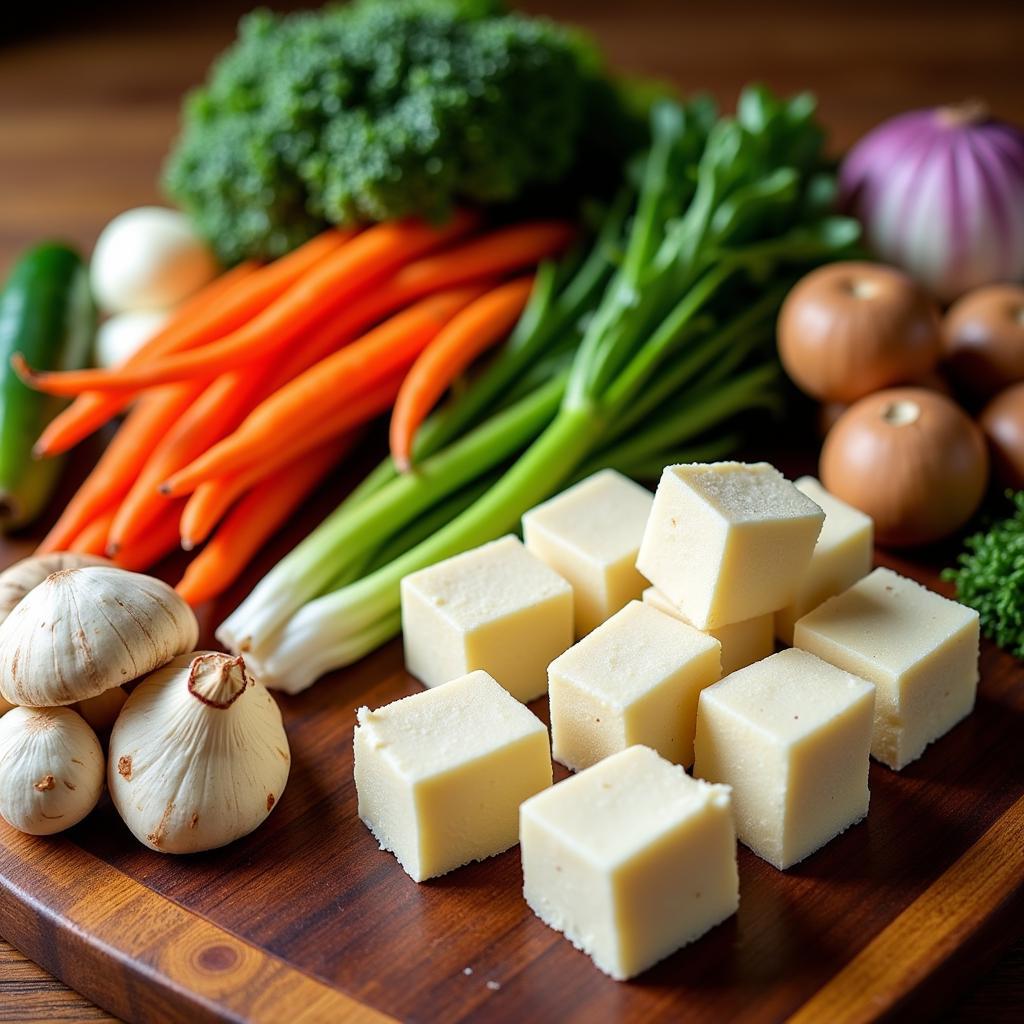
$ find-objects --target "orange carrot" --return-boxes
[179,396,384,547]
[36,383,202,554]
[17,214,480,396]
[113,502,186,572]
[34,258,262,456]
[260,220,574,392]
[175,443,342,606]
[105,364,278,553]
[35,231,357,451]
[367,220,573,302]
[390,276,534,470]
[68,509,116,555]
[162,286,486,495]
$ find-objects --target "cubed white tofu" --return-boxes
[520,745,738,980]
[400,535,573,701]
[636,462,824,629]
[693,648,875,870]
[523,469,653,637]
[354,671,552,882]
[548,600,720,770]
[793,568,980,770]
[774,477,874,644]
[642,586,774,676]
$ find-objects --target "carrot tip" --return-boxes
[10,353,37,385]
[158,483,173,496]
[104,542,120,557]
[181,538,195,552]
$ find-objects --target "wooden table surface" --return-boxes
[1,2,1024,1021]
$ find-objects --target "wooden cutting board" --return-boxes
[3,5,1024,1020]
[0,492,1022,1023]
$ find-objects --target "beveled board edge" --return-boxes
[0,825,393,1024]
[788,792,1024,1023]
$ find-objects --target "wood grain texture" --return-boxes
[790,794,1024,1024]
[2,2,1024,1022]
[0,829,392,1024]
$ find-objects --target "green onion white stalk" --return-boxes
[219,85,859,693]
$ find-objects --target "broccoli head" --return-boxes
[163,0,644,264]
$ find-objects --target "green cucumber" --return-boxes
[0,243,95,529]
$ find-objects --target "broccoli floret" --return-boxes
[163,0,642,264]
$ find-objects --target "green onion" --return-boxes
[219,85,859,692]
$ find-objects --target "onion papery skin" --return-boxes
[840,107,1024,303]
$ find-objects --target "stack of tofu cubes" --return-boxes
[353,461,980,981]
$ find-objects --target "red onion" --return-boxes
[840,103,1024,302]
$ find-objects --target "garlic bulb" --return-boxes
[74,685,129,738]
[0,566,198,707]
[0,706,104,835]
[109,651,290,853]
[0,552,109,625]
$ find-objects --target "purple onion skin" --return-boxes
[840,106,1024,303]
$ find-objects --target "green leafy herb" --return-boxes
[943,491,1024,657]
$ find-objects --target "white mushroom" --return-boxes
[108,651,290,854]
[0,565,198,707]
[0,706,104,835]
[0,553,111,718]
[0,552,110,625]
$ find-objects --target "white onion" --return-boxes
[94,309,171,368]
[90,207,218,315]
[840,103,1024,303]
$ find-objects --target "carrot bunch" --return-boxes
[23,214,573,605]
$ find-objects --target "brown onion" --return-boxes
[816,368,952,439]
[979,383,1024,490]
[820,388,988,546]
[944,284,1024,401]
[778,262,942,404]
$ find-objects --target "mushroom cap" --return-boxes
[0,552,110,626]
[109,651,290,854]
[0,566,199,707]
[0,705,104,835]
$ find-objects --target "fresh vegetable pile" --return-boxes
[217,86,859,692]
[5,0,1021,692]
[165,0,642,263]
[20,216,571,602]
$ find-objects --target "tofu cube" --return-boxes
[636,462,824,629]
[793,568,980,770]
[354,670,552,882]
[642,586,774,676]
[548,600,721,771]
[694,648,875,869]
[520,745,738,980]
[523,469,653,637]
[401,535,573,702]
[774,477,874,644]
